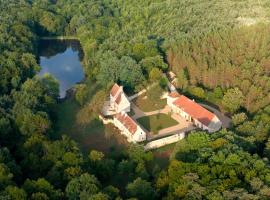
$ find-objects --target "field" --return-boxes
[137,113,178,134]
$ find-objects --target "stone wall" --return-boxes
[144,132,185,150]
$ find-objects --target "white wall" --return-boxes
[145,132,185,150]
[133,127,146,142]
[113,116,146,143]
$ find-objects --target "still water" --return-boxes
[38,39,84,98]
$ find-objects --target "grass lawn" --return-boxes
[137,113,178,134]
[133,94,166,112]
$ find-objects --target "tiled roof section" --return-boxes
[115,113,138,135]
[115,93,122,105]
[168,92,181,98]
[110,83,120,97]
[173,95,215,126]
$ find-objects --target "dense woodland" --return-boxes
[0,0,270,199]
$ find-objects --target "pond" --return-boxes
[38,39,84,98]
[40,40,129,155]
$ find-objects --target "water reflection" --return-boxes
[38,39,84,98]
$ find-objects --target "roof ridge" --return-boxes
[173,95,215,126]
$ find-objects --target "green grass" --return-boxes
[137,113,178,134]
[133,95,167,112]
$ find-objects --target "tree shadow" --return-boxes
[175,150,199,163]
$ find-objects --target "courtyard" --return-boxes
[131,97,196,140]
[137,113,178,134]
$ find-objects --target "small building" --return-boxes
[102,83,130,116]
[168,71,176,81]
[167,92,222,132]
[114,112,146,142]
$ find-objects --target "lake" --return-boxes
[38,39,84,98]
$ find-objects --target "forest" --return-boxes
[0,0,270,199]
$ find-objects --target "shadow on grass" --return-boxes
[52,97,128,155]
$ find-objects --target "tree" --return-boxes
[127,144,153,164]
[65,173,100,200]
[140,55,168,73]
[40,74,59,100]
[17,110,50,136]
[132,41,159,61]
[89,150,104,162]
[126,178,156,200]
[97,51,121,87]
[176,69,188,90]
[4,186,27,200]
[23,178,62,200]
[149,68,162,82]
[232,113,247,126]
[103,185,120,199]
[188,86,206,99]
[119,56,144,88]
[88,193,109,200]
[75,84,88,105]
[0,163,13,190]
[222,88,244,113]
[213,87,223,99]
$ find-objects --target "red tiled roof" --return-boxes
[168,92,181,98]
[115,113,137,135]
[110,83,120,97]
[173,95,215,126]
[115,93,122,105]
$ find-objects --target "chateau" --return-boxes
[102,83,222,143]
